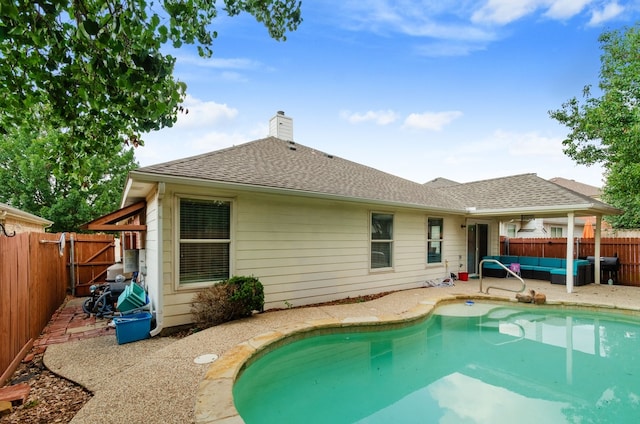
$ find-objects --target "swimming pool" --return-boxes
[233,302,640,423]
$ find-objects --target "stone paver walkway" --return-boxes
[33,297,113,354]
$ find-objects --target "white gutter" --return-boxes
[120,177,135,208]
[150,182,165,337]
[465,203,621,217]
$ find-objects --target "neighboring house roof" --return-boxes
[0,202,53,228]
[124,138,621,218]
[549,177,602,198]
[130,137,467,212]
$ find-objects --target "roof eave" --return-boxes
[0,204,53,227]
[125,171,468,214]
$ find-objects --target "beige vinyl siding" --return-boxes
[439,218,468,274]
[156,184,467,327]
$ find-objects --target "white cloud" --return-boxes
[491,129,565,158]
[137,97,244,166]
[340,109,399,125]
[327,0,625,58]
[173,96,238,130]
[422,128,605,186]
[403,111,463,131]
[472,0,543,25]
[336,1,496,42]
[544,0,591,20]
[588,1,624,26]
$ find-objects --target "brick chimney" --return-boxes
[269,111,293,141]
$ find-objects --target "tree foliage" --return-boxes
[0,0,302,157]
[550,25,640,228]
[0,120,138,232]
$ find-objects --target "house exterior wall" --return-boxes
[150,183,468,328]
[500,218,586,238]
[1,216,47,234]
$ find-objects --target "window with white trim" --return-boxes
[427,218,443,264]
[178,197,231,285]
[550,226,563,237]
[507,224,517,238]
[371,212,393,269]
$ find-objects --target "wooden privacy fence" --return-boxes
[501,237,640,287]
[1,233,66,383]
[0,232,115,383]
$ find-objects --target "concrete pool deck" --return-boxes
[44,278,640,424]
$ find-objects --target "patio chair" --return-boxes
[507,262,521,278]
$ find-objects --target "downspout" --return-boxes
[150,182,165,337]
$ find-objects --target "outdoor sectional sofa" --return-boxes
[481,255,593,286]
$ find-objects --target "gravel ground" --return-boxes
[0,293,389,424]
[0,351,91,424]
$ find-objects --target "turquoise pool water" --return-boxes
[233,303,640,423]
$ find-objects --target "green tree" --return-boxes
[550,25,640,228]
[0,122,138,232]
[0,0,302,161]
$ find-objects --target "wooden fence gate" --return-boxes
[67,233,116,296]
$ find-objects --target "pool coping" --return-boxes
[193,292,640,423]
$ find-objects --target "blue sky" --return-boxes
[137,0,640,188]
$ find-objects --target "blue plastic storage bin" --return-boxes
[113,312,151,344]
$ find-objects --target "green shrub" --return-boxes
[228,275,264,315]
[191,276,264,328]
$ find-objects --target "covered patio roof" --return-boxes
[80,201,147,232]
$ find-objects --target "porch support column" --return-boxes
[595,215,602,285]
[566,212,575,293]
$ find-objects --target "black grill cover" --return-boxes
[586,256,620,271]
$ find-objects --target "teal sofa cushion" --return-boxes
[519,256,539,266]
[538,257,562,268]
[500,255,518,264]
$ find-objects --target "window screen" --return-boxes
[179,198,231,284]
[427,218,443,264]
[371,213,393,268]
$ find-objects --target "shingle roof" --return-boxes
[423,177,460,188]
[134,137,466,211]
[548,177,602,198]
[440,173,613,212]
[131,138,620,216]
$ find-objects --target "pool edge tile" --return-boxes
[204,343,255,380]
[194,378,241,423]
